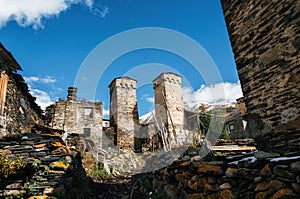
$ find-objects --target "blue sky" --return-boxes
[0,0,243,118]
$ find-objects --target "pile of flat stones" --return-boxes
[0,125,83,198]
[136,151,300,199]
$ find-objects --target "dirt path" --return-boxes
[89,173,147,199]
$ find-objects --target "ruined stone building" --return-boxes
[0,43,43,136]
[224,97,249,139]
[45,87,103,148]
[221,0,300,155]
[109,77,139,149]
[44,74,188,151]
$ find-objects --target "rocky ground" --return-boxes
[89,173,148,199]
[1,126,300,199]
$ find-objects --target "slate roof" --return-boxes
[0,42,22,71]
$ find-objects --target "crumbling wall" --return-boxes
[45,88,103,149]
[221,0,300,154]
[45,100,67,130]
[109,77,139,149]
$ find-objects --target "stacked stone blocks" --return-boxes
[153,73,185,147]
[221,0,300,154]
[109,77,139,149]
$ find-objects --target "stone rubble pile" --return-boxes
[0,125,85,199]
[98,147,189,174]
[97,146,146,174]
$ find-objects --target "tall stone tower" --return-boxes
[109,77,139,149]
[153,73,185,147]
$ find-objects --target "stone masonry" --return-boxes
[45,87,102,149]
[109,77,139,149]
[0,43,43,137]
[153,73,185,147]
[0,125,86,198]
[221,0,300,155]
[142,152,300,199]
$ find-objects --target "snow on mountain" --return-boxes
[139,110,155,124]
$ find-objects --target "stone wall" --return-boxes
[141,153,300,199]
[221,0,300,154]
[109,77,139,149]
[45,88,102,149]
[5,74,43,134]
[0,125,86,199]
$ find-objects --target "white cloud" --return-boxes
[23,76,39,83]
[141,94,154,104]
[183,82,243,107]
[141,94,149,99]
[24,76,56,84]
[97,6,109,18]
[146,97,154,103]
[24,75,59,110]
[0,0,108,29]
[29,88,53,110]
[84,0,93,8]
[103,108,109,118]
[40,76,56,84]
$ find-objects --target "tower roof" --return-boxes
[152,72,182,87]
[108,76,137,88]
[152,72,181,82]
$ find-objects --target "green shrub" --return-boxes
[0,155,26,178]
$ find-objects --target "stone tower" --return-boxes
[109,77,139,149]
[153,73,185,147]
[67,87,77,101]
